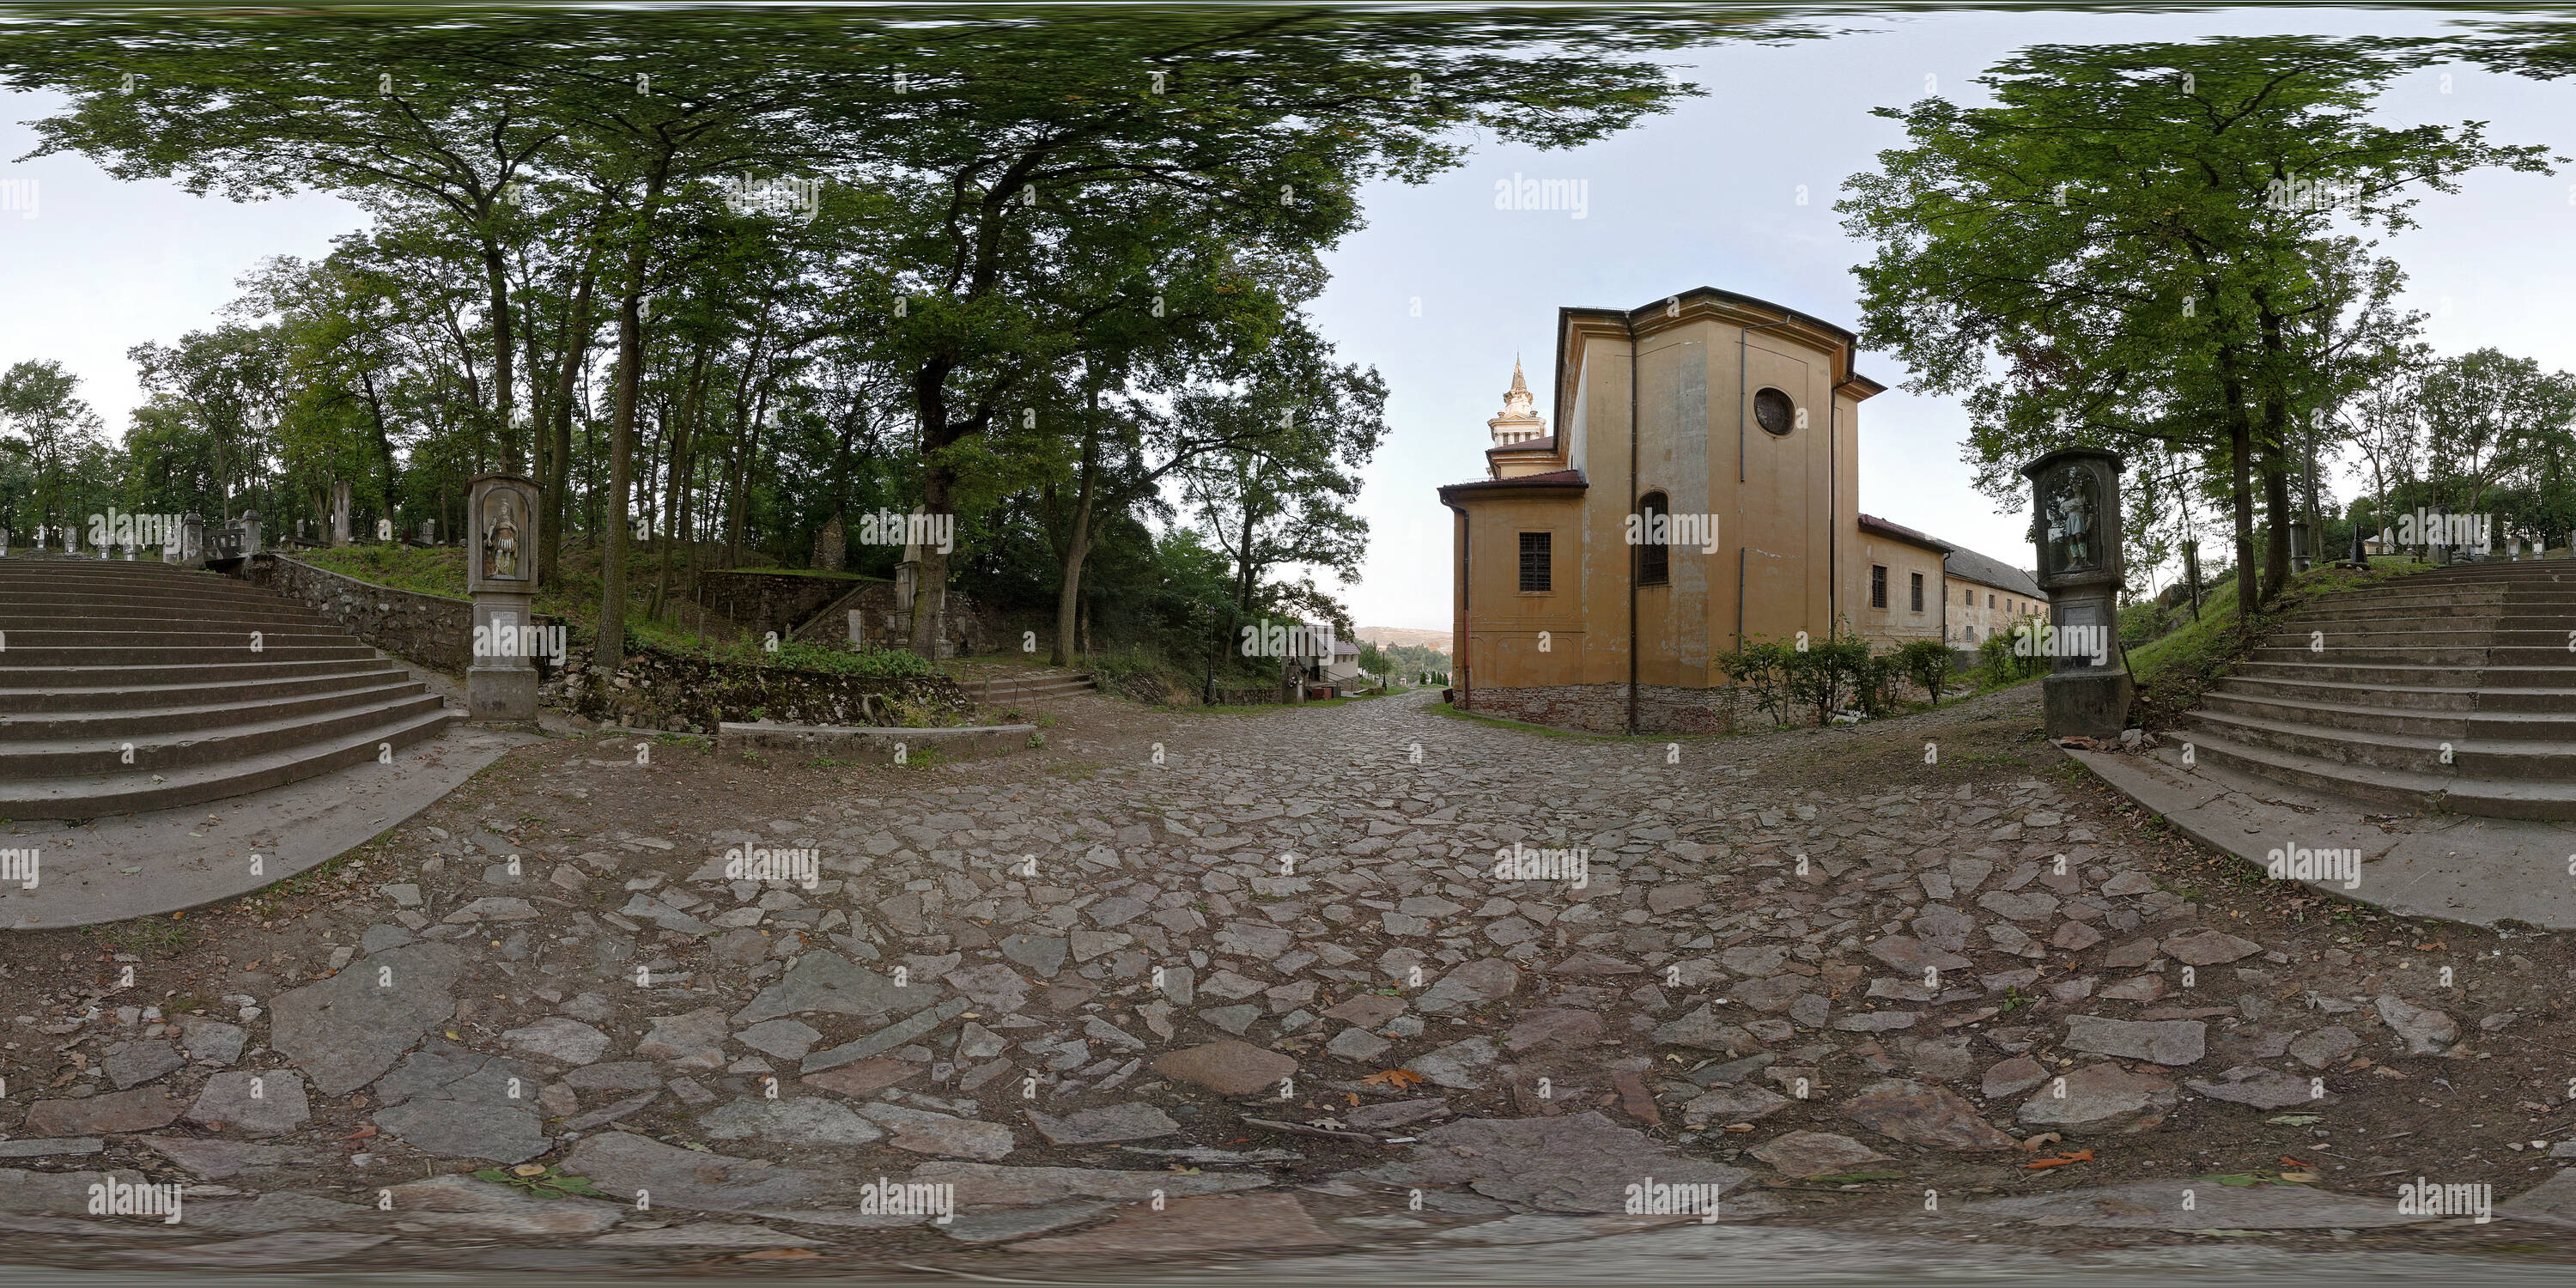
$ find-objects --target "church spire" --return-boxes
[1489,355,1545,447]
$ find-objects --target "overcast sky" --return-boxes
[3,7,2571,631]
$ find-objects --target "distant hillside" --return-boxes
[1357,626,1451,654]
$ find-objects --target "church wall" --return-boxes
[1455,290,1888,732]
[1574,330,1632,689]
[1635,325,1714,689]
[1948,575,2049,647]
[1458,491,1590,691]
[1848,532,1945,645]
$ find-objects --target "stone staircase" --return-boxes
[2172,559,2576,819]
[956,669,1099,705]
[0,556,457,820]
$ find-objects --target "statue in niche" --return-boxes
[483,495,523,580]
[2043,469,2101,574]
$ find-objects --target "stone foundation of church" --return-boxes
[1462,683,1763,735]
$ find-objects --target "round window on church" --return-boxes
[1753,386,1796,436]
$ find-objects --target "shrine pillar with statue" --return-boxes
[466,473,541,726]
[2022,448,2133,739]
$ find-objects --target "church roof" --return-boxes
[1858,513,1951,552]
[1438,469,1588,504]
[1943,545,2044,599]
[1558,287,1885,395]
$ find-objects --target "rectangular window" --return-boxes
[1910,572,1924,612]
[1518,532,1552,592]
[1989,592,1996,609]
[1870,564,1887,610]
[1964,586,1972,605]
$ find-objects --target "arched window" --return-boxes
[1636,491,1669,586]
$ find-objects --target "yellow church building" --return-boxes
[1437,286,2039,733]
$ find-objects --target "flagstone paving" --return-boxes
[1,684,2572,1273]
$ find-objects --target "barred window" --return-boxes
[1870,564,1887,610]
[1636,492,1668,586]
[1911,571,1925,612]
[1519,532,1552,592]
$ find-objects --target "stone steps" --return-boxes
[2218,673,2576,714]
[0,665,423,714]
[0,557,456,819]
[2198,690,2576,743]
[2176,726,2576,821]
[2175,563,2576,818]
[957,671,1099,703]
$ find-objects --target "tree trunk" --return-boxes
[596,201,656,673]
[2260,443,2293,601]
[908,456,957,657]
[541,252,597,590]
[2229,422,2257,628]
[1051,397,1103,667]
[653,342,709,622]
[481,240,519,473]
[906,350,966,658]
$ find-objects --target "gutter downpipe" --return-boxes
[1445,495,1470,712]
[1628,309,1641,735]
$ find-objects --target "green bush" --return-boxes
[1976,615,2050,686]
[1715,641,1796,727]
[1722,626,1898,726]
[1896,638,1954,708]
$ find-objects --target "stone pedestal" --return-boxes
[467,597,539,722]
[2023,448,2132,740]
[180,513,205,568]
[892,556,952,658]
[330,480,353,547]
[466,473,542,726]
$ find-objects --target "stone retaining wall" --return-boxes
[1462,683,1759,735]
[696,568,881,639]
[239,552,568,678]
[547,639,969,733]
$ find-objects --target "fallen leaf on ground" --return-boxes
[2024,1150,2095,1170]
[1362,1069,1425,1090]
[340,1125,378,1140]
[2017,1132,2063,1153]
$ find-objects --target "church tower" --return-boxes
[1486,356,1547,447]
